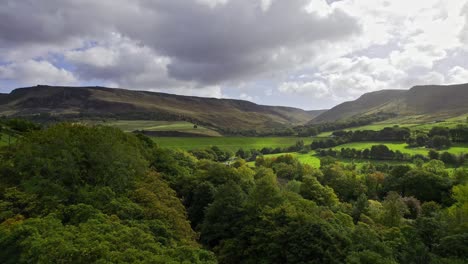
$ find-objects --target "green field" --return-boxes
[86,120,222,137]
[0,133,16,147]
[331,142,468,155]
[153,137,317,152]
[248,151,321,167]
[246,141,467,168]
[248,151,412,168]
[316,117,467,137]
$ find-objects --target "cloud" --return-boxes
[0,0,467,109]
[448,66,468,84]
[279,81,330,98]
[64,35,224,97]
[0,0,360,86]
[307,56,405,100]
[0,60,77,87]
[239,93,254,101]
[146,0,360,84]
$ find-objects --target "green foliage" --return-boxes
[0,124,215,263]
[1,121,466,263]
[10,124,148,194]
[321,163,367,202]
[0,214,216,263]
[381,192,408,227]
[300,176,339,207]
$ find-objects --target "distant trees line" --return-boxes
[218,112,397,136]
[188,140,308,163]
[309,126,411,150]
[317,144,466,167]
[0,117,41,132]
[407,126,468,149]
[190,127,468,165]
[311,125,468,151]
[294,112,397,137]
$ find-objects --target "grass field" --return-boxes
[247,151,411,168]
[248,151,321,167]
[86,120,222,137]
[153,137,317,152]
[0,133,16,147]
[331,142,468,155]
[316,116,468,137]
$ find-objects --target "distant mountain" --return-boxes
[0,85,325,132]
[312,83,468,123]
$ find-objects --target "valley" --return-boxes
[1,83,468,263]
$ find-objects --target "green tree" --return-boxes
[381,192,408,227]
[299,176,339,207]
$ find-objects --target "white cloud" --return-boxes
[279,80,330,98]
[312,56,406,100]
[390,44,447,70]
[448,66,468,84]
[0,60,77,86]
[239,93,254,101]
[196,0,229,8]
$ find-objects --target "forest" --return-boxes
[0,121,467,263]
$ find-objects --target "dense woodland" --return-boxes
[0,122,467,263]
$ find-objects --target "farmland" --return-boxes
[248,150,414,169]
[247,151,321,167]
[85,120,222,137]
[317,117,467,137]
[331,142,468,156]
[152,136,316,152]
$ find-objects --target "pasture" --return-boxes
[86,120,222,136]
[251,151,321,168]
[248,151,411,168]
[152,136,317,152]
[316,116,467,137]
[331,142,468,155]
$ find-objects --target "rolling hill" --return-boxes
[312,83,468,123]
[0,85,324,132]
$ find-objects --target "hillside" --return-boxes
[0,85,324,132]
[312,83,468,123]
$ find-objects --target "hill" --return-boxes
[0,85,324,132]
[312,83,468,123]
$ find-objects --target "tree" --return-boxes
[381,192,408,227]
[321,163,366,202]
[396,168,451,203]
[428,149,439,160]
[201,182,247,248]
[440,152,457,165]
[370,145,394,160]
[429,135,451,150]
[402,196,421,219]
[416,133,429,147]
[446,184,468,233]
[365,172,385,199]
[352,194,370,223]
[429,127,450,138]
[299,176,339,207]
[187,182,216,229]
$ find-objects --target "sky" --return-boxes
[0,0,467,110]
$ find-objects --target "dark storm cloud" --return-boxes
[0,0,360,85]
[0,0,105,45]
[140,0,360,83]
